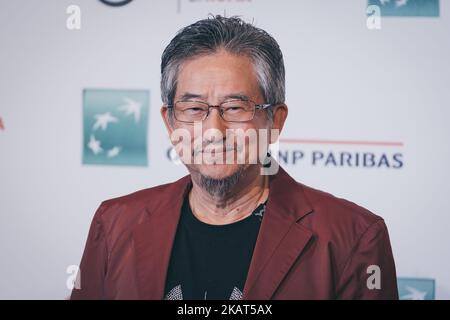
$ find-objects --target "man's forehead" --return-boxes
[174,52,261,101]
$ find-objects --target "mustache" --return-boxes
[192,141,244,156]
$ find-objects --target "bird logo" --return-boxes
[401,286,427,300]
[83,89,148,166]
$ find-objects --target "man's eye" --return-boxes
[184,107,204,113]
[224,106,245,113]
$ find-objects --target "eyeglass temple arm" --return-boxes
[256,103,273,110]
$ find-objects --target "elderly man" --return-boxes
[71,15,398,300]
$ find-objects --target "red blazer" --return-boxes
[71,166,398,300]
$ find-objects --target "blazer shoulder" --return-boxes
[92,175,190,235]
[303,182,382,221]
[298,182,385,242]
[295,182,392,281]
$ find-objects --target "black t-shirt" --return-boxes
[164,193,267,300]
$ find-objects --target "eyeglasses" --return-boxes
[167,99,273,123]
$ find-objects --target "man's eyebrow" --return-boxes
[176,92,251,102]
[222,93,251,101]
[178,92,206,101]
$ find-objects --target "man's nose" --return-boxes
[203,107,227,133]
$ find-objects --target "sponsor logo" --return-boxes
[277,138,404,169]
[398,277,435,300]
[368,0,439,17]
[167,137,404,170]
[99,0,133,7]
[82,89,149,167]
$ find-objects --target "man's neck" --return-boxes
[189,167,269,225]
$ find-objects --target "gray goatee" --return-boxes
[199,166,246,198]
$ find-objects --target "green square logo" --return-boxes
[368,0,439,17]
[82,89,149,166]
[398,277,435,300]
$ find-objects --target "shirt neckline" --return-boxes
[182,195,267,232]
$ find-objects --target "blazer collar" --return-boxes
[132,174,191,300]
[242,166,314,299]
[132,165,314,300]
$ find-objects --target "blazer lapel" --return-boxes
[242,167,314,300]
[132,175,192,300]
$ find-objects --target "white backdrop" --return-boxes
[1,0,449,299]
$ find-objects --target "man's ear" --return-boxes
[270,104,288,144]
[160,105,174,136]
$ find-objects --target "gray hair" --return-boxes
[160,15,285,121]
